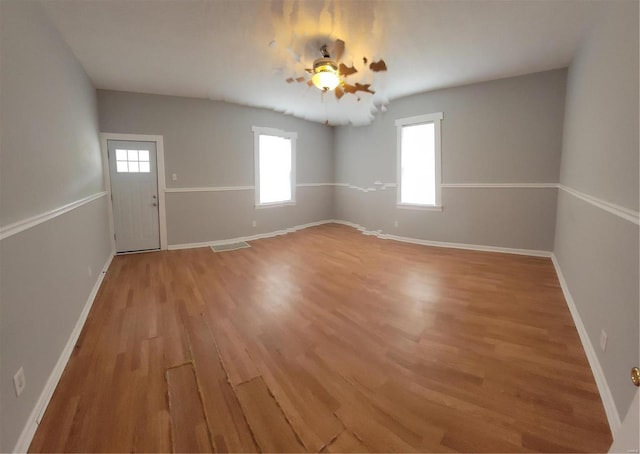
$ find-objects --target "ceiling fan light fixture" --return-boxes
[311,58,340,91]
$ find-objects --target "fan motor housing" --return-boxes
[313,57,338,73]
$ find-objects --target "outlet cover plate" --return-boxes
[14,367,25,397]
[600,329,607,352]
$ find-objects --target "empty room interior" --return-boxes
[1,0,639,452]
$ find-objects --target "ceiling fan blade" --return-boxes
[335,86,344,99]
[305,68,314,74]
[356,82,376,95]
[354,83,375,94]
[307,80,313,87]
[285,77,295,83]
[343,83,357,94]
[339,63,358,77]
[334,39,345,61]
[369,59,388,72]
[295,76,306,83]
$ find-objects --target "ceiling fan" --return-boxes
[285,39,388,100]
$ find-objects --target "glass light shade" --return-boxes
[311,65,340,91]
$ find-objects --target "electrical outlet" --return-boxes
[394,220,399,228]
[87,265,93,277]
[172,173,177,181]
[252,220,257,227]
[14,367,26,397]
[600,329,607,352]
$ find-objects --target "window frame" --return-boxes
[252,126,297,208]
[395,112,444,211]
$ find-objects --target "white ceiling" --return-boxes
[42,0,605,126]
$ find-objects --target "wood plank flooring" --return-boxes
[29,224,612,453]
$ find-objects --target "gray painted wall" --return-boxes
[334,70,567,251]
[0,2,111,451]
[98,90,335,245]
[0,2,104,227]
[554,0,639,421]
[166,187,333,246]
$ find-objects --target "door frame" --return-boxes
[100,133,168,252]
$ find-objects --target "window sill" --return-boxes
[255,201,296,209]
[396,204,443,211]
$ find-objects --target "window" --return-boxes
[115,149,150,173]
[252,127,297,207]
[396,112,443,209]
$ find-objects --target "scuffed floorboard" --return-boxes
[183,313,259,453]
[166,363,212,453]
[235,377,306,452]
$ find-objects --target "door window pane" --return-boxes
[115,149,151,173]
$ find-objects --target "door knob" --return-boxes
[152,202,157,207]
[632,367,640,387]
[152,195,157,199]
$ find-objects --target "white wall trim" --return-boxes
[164,183,334,193]
[336,182,639,225]
[168,219,334,250]
[339,182,557,190]
[550,254,622,434]
[396,204,443,211]
[161,183,638,228]
[0,192,107,241]
[296,183,335,187]
[100,133,168,250]
[384,235,550,257]
[558,184,639,225]
[394,112,444,126]
[12,252,115,454]
[332,220,551,257]
[441,182,558,189]
[165,186,255,193]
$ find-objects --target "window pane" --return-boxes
[400,123,435,205]
[116,161,128,172]
[127,149,138,161]
[138,150,149,161]
[259,135,292,204]
[139,161,150,173]
[128,161,139,172]
[115,149,127,161]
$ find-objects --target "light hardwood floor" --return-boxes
[30,224,612,453]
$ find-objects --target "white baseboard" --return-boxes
[167,219,335,250]
[170,218,551,258]
[333,219,551,257]
[13,252,115,453]
[551,253,621,434]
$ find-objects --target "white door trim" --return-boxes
[100,133,168,251]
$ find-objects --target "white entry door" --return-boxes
[108,140,160,253]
